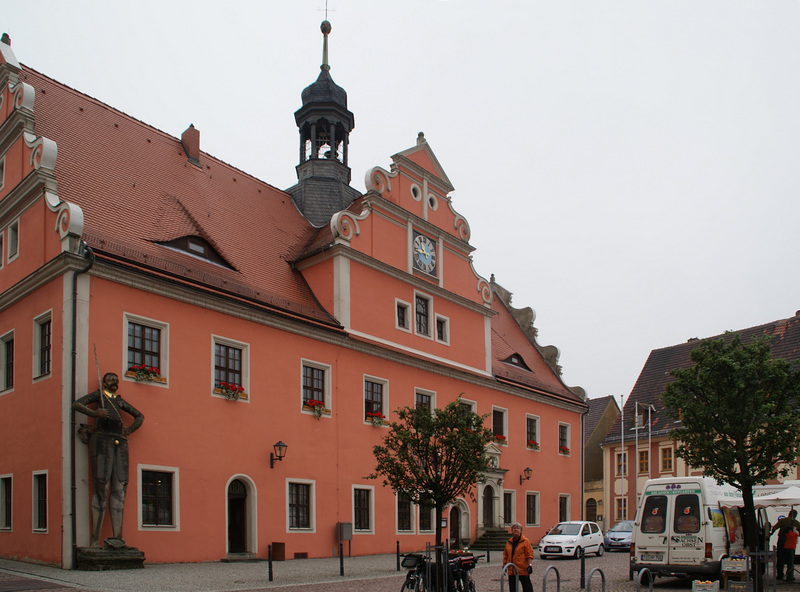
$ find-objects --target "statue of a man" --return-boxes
[73,372,144,548]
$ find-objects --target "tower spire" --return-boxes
[287,20,359,227]
[321,20,331,72]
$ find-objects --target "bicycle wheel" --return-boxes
[467,580,476,592]
[415,574,427,592]
[401,575,415,591]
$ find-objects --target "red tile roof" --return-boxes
[22,66,337,324]
[603,312,800,444]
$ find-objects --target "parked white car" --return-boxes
[537,521,605,558]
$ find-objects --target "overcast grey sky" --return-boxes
[4,1,799,402]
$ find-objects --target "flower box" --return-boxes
[494,435,507,444]
[125,367,166,383]
[527,440,540,450]
[559,445,571,455]
[215,382,247,401]
[366,412,386,426]
[303,401,330,419]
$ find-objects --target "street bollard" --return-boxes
[487,536,491,563]
[268,544,273,582]
[580,546,585,588]
[339,542,344,576]
[397,540,400,571]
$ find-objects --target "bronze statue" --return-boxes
[74,372,144,548]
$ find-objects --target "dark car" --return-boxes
[603,520,634,551]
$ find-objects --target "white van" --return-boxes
[631,477,747,579]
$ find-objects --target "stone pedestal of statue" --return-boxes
[76,541,145,571]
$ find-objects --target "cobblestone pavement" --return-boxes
[1,550,798,592]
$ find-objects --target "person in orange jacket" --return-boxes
[503,522,534,592]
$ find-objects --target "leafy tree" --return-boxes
[663,333,800,587]
[369,397,494,566]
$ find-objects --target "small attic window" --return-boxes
[158,236,234,269]
[502,353,532,372]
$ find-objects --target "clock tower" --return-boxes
[286,20,361,227]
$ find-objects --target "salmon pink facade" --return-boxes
[0,30,587,568]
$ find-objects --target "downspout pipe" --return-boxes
[69,241,94,569]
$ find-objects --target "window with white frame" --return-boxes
[459,398,476,417]
[414,292,432,337]
[0,156,5,192]
[558,423,570,455]
[558,494,570,522]
[1,331,13,392]
[125,314,168,382]
[525,492,539,527]
[397,493,412,532]
[33,312,52,380]
[364,376,387,423]
[395,299,411,332]
[616,497,628,521]
[302,360,331,415]
[0,475,11,530]
[639,450,649,474]
[353,486,374,533]
[6,220,18,263]
[32,471,47,532]
[212,336,248,400]
[0,233,3,269]
[616,452,628,476]
[661,447,673,472]
[503,491,514,525]
[526,415,539,450]
[415,389,435,410]
[492,407,508,444]
[418,504,434,532]
[435,314,449,345]
[287,480,315,531]
[139,465,179,529]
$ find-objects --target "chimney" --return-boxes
[181,124,200,166]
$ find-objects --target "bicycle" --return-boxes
[401,553,431,592]
[449,553,485,592]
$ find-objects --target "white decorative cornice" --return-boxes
[24,132,57,172]
[55,202,84,242]
[469,257,492,307]
[11,81,34,113]
[364,166,396,196]
[450,202,470,241]
[331,204,371,244]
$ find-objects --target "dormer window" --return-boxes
[502,353,532,372]
[158,236,233,269]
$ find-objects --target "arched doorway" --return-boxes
[450,506,461,548]
[482,485,495,528]
[586,498,598,522]
[227,479,247,553]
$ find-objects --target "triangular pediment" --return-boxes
[391,133,454,193]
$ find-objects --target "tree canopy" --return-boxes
[663,333,800,585]
[369,397,494,552]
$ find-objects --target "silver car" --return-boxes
[538,521,605,558]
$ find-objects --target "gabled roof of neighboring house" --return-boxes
[603,311,800,445]
[584,395,619,443]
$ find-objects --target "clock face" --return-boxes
[413,233,437,275]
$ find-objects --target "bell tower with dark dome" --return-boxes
[287,20,361,227]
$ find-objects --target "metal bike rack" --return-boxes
[542,564,561,592]
[500,563,521,592]
[635,567,654,592]
[586,567,606,592]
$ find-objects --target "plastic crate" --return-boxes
[728,581,752,592]
[691,581,719,592]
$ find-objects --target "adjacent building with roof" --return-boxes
[582,395,619,531]
[600,312,800,528]
[0,24,588,568]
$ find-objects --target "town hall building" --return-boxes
[0,24,587,568]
